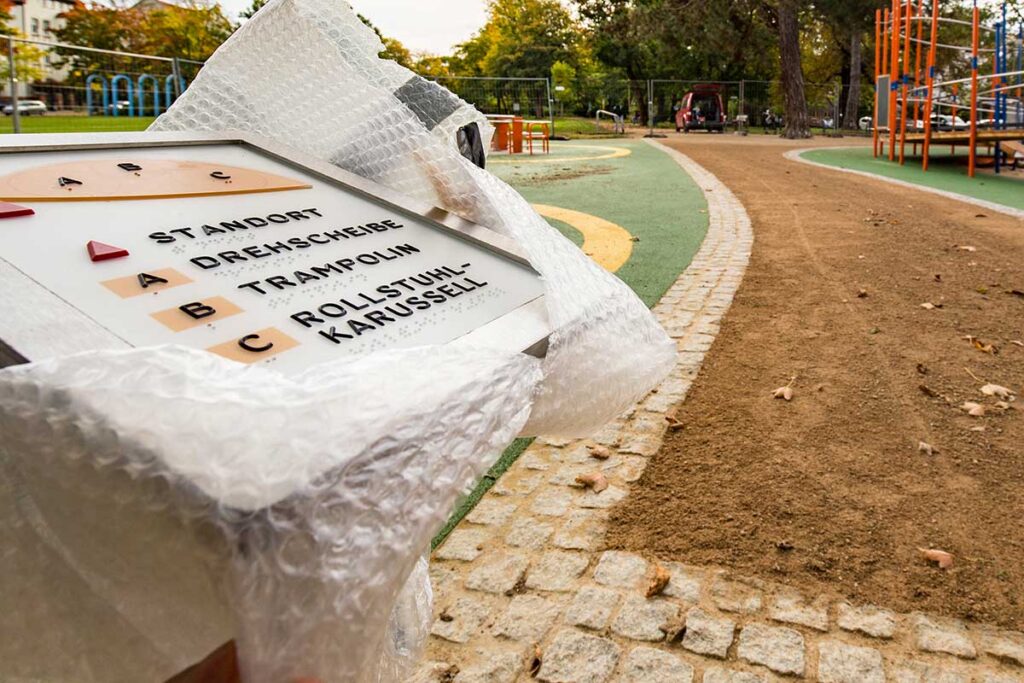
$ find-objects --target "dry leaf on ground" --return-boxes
[576,472,609,493]
[981,384,1015,399]
[529,646,542,677]
[773,386,794,400]
[918,548,954,569]
[961,401,986,417]
[645,564,671,597]
[665,416,684,431]
[772,376,797,401]
[965,336,998,354]
[956,245,977,252]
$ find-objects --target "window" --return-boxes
[31,18,39,34]
[43,20,50,35]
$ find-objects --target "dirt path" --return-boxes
[607,135,1024,628]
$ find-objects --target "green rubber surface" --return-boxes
[490,140,709,307]
[803,146,1024,212]
[544,215,585,248]
[432,140,709,549]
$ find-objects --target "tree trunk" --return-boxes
[844,29,862,130]
[776,0,810,138]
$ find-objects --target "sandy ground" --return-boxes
[606,133,1024,628]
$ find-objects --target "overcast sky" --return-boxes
[216,0,490,55]
[347,0,489,55]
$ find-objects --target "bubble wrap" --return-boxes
[149,0,675,437]
[0,346,540,682]
[0,1,675,681]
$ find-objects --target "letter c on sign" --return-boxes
[238,334,274,353]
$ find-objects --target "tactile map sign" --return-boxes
[0,135,547,373]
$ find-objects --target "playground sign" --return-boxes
[875,75,890,128]
[0,132,550,372]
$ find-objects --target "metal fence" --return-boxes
[0,35,868,138]
[1,35,203,134]
[647,79,848,132]
[430,76,553,123]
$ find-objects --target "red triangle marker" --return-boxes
[0,201,34,219]
[87,240,129,262]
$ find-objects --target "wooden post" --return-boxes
[968,3,979,177]
[922,0,940,170]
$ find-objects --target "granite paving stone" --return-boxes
[617,646,694,683]
[565,585,621,630]
[537,629,621,683]
[736,623,805,676]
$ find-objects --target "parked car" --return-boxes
[106,100,133,114]
[930,114,968,131]
[3,99,47,116]
[675,85,726,133]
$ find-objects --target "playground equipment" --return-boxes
[85,73,187,117]
[873,0,1024,176]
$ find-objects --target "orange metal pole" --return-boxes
[968,4,979,177]
[899,0,912,164]
[912,0,924,155]
[882,7,890,157]
[882,8,890,76]
[874,9,882,157]
[922,0,939,170]
[888,0,900,160]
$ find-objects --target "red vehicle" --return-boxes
[675,85,727,133]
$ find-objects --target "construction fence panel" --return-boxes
[429,76,552,123]
[1,36,202,134]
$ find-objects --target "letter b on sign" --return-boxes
[180,301,217,319]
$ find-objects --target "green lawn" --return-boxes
[0,114,155,134]
[551,115,626,139]
[802,145,1024,212]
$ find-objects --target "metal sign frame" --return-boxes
[0,131,551,367]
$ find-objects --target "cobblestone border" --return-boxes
[412,141,1024,683]
[784,147,1024,221]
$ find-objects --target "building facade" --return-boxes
[3,0,76,98]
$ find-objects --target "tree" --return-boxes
[412,54,452,79]
[817,0,883,129]
[239,0,266,20]
[551,59,577,114]
[0,0,15,36]
[454,0,579,77]
[53,2,230,69]
[764,0,811,138]
[140,2,233,62]
[357,13,414,68]
[0,31,49,83]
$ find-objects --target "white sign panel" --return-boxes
[0,134,548,373]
